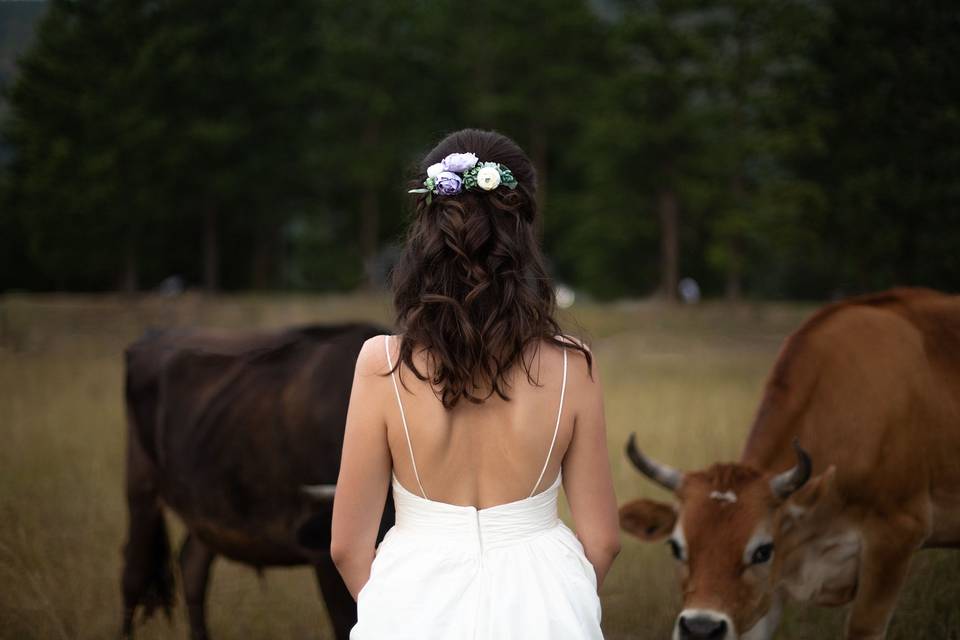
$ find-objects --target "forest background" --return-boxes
[1,0,958,300]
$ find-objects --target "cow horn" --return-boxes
[300,484,336,501]
[769,438,812,499]
[625,432,683,492]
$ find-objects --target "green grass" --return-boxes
[0,293,957,639]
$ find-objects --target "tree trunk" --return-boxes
[203,206,219,292]
[898,213,919,286]
[251,223,280,290]
[530,121,548,240]
[658,188,680,301]
[725,252,742,300]
[726,173,746,301]
[359,188,379,288]
[120,233,139,293]
[359,120,380,288]
[724,228,743,300]
[725,17,747,301]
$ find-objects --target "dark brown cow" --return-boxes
[121,322,394,640]
[619,288,960,640]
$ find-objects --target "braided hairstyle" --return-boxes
[390,128,592,408]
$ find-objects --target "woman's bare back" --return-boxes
[383,334,581,509]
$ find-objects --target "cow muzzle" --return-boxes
[674,610,735,640]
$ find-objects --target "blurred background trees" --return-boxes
[0,0,957,299]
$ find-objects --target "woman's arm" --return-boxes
[330,336,393,600]
[562,351,621,589]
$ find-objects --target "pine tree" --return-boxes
[3,0,161,290]
[574,0,718,300]
[701,0,830,299]
[3,0,325,291]
[815,0,960,293]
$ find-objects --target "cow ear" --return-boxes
[619,498,677,542]
[784,465,838,518]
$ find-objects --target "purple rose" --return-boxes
[441,152,478,173]
[434,171,462,196]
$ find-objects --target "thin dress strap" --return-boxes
[384,335,428,499]
[529,344,568,497]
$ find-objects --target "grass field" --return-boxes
[0,293,957,639]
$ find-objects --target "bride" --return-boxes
[331,128,620,639]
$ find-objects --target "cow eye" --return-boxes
[667,539,684,561]
[751,543,774,565]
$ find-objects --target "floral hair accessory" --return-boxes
[409,152,518,203]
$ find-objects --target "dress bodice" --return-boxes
[390,471,563,551]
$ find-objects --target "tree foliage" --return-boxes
[1,0,957,298]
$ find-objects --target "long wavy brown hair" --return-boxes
[389,128,592,408]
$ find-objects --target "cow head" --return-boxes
[619,434,838,640]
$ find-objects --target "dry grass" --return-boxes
[0,293,957,639]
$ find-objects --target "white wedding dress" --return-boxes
[349,335,604,640]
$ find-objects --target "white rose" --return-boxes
[427,163,444,179]
[476,166,501,191]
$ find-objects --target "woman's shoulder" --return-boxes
[548,333,599,391]
[356,333,395,376]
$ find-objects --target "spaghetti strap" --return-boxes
[384,335,428,499]
[529,344,568,497]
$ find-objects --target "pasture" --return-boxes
[0,293,957,639]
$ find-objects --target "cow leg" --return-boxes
[179,534,216,640]
[844,518,925,640]
[314,555,356,640]
[121,427,174,638]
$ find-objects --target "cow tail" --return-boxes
[121,376,175,635]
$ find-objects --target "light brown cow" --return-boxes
[619,288,960,640]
